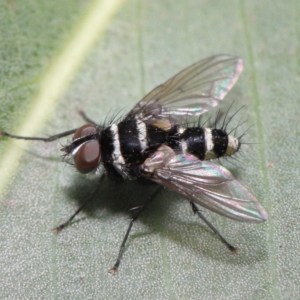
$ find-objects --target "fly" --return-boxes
[0,55,268,274]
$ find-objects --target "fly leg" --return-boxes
[78,110,98,125]
[109,186,163,274]
[190,201,238,252]
[0,128,77,142]
[1,110,100,142]
[52,175,105,234]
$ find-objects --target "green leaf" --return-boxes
[0,0,299,299]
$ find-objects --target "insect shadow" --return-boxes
[61,173,268,266]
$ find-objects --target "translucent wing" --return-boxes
[142,146,268,223]
[127,55,243,127]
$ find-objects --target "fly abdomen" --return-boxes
[178,127,240,160]
[211,128,228,158]
[146,124,169,149]
[180,127,206,160]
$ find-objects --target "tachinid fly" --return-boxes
[1,55,268,274]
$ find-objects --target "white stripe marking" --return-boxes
[205,128,214,152]
[181,139,188,155]
[178,127,185,134]
[178,127,187,155]
[110,123,125,165]
[136,119,148,150]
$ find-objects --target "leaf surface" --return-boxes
[0,1,299,299]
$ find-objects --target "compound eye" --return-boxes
[73,124,97,140]
[74,140,101,174]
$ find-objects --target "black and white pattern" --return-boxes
[98,119,239,176]
[61,54,267,226]
[1,55,268,273]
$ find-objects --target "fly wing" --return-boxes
[142,146,268,223]
[127,55,243,128]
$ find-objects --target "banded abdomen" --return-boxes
[177,126,240,160]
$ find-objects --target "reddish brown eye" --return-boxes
[72,124,97,140]
[74,140,101,174]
